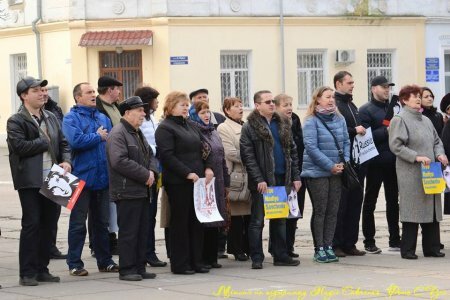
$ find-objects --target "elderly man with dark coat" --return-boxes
[107,96,159,281]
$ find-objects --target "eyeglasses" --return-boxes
[259,100,275,105]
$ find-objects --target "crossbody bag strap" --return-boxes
[316,116,345,163]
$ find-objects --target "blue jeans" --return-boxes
[67,188,114,270]
[248,191,289,263]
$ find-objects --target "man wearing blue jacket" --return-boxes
[63,82,118,276]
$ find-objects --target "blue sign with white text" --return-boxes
[170,56,188,65]
[426,57,439,82]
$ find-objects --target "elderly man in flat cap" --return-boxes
[106,96,158,281]
[95,75,123,256]
[189,88,226,128]
[7,76,71,286]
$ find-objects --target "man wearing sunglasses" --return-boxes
[240,90,302,269]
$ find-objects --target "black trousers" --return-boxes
[203,227,219,264]
[117,198,149,275]
[227,215,250,256]
[50,205,61,253]
[18,188,58,278]
[334,166,365,250]
[401,221,440,256]
[146,185,158,261]
[362,162,400,247]
[166,183,204,273]
[286,179,306,252]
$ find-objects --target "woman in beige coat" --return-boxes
[217,97,251,261]
[389,85,448,260]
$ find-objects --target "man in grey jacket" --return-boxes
[106,96,159,281]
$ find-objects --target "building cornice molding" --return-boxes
[0,16,426,38]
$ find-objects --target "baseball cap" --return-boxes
[16,76,48,96]
[370,76,395,87]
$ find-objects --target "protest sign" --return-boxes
[352,127,379,164]
[39,164,85,210]
[193,178,224,223]
[263,186,288,219]
[422,162,446,194]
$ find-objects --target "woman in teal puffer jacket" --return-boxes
[301,86,350,264]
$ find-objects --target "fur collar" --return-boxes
[247,109,291,150]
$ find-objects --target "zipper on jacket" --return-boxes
[122,178,126,190]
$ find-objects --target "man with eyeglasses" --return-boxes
[240,90,302,269]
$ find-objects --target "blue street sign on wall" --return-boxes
[170,56,188,65]
[426,57,439,82]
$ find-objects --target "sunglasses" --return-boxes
[260,99,275,105]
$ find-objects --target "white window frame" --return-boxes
[367,49,396,99]
[444,51,450,95]
[296,49,326,108]
[10,53,27,114]
[220,50,252,108]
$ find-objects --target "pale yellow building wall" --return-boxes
[0,17,426,144]
[167,22,282,114]
[0,31,38,139]
[40,28,73,112]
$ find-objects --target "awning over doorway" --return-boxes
[78,30,153,47]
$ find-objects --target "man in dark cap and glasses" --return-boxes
[106,96,159,281]
[7,76,71,286]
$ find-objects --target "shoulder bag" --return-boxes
[228,163,251,202]
[317,117,361,191]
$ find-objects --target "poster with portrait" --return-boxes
[263,186,289,219]
[193,178,224,223]
[39,164,85,210]
[421,162,446,195]
[287,189,301,219]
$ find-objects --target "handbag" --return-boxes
[317,117,361,191]
[228,165,251,202]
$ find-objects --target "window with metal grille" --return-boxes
[367,51,393,99]
[297,51,324,106]
[445,53,450,94]
[220,52,250,107]
[99,50,142,100]
[10,53,27,113]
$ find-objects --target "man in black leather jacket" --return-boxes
[359,76,401,254]
[7,76,71,286]
[332,71,367,257]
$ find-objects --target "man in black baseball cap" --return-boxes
[16,76,48,99]
[359,75,401,255]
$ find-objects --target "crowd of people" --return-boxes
[6,70,450,286]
